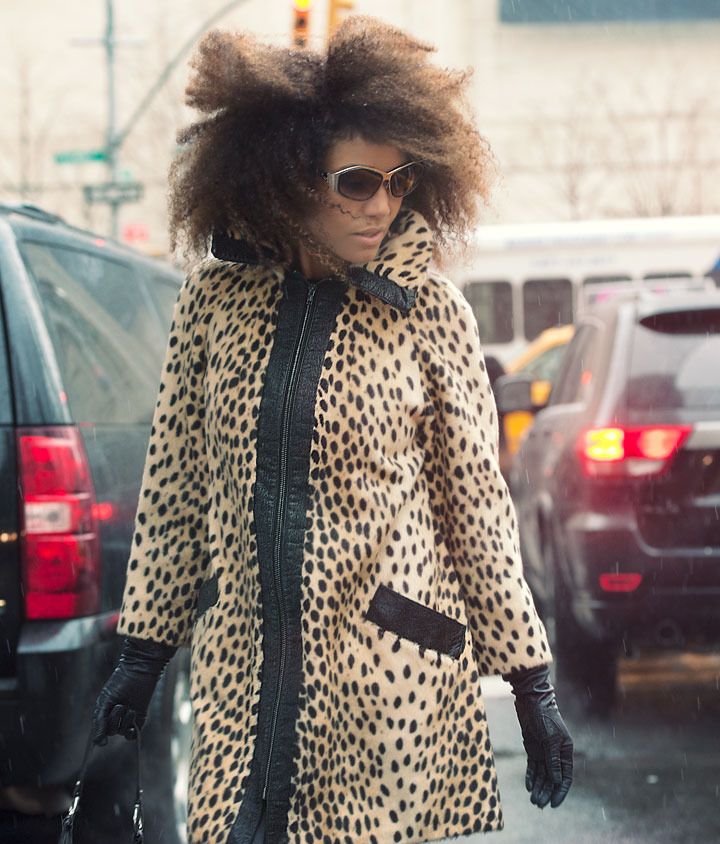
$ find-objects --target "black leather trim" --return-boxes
[364,583,466,660]
[195,572,219,619]
[227,272,349,844]
[346,265,416,314]
[211,229,278,265]
[210,229,416,314]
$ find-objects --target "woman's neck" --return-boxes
[295,242,334,280]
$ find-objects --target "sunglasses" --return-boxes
[320,160,424,202]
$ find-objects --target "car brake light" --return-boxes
[17,427,101,619]
[579,425,692,477]
[92,501,115,521]
[599,573,643,592]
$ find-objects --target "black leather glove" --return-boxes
[92,635,178,745]
[503,663,574,809]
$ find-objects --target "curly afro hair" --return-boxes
[168,15,498,270]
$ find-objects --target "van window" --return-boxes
[20,242,163,424]
[523,278,573,341]
[463,280,513,344]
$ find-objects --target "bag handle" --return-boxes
[60,719,144,843]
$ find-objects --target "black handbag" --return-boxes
[58,721,144,843]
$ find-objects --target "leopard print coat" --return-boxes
[116,207,552,844]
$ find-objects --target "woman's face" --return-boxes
[303,136,407,269]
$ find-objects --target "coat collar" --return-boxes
[210,208,433,315]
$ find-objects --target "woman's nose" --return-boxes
[362,182,393,217]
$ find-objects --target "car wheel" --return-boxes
[140,647,192,844]
[70,649,192,844]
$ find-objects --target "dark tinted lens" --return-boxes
[337,168,384,200]
[390,162,423,197]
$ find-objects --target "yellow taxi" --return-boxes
[502,324,575,460]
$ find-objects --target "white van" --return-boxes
[445,214,720,364]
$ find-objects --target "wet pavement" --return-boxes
[3,650,719,843]
[463,650,720,844]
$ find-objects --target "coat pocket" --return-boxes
[363,583,466,660]
[195,571,220,623]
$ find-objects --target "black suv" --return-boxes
[496,291,720,715]
[0,204,191,843]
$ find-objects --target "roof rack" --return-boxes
[582,276,717,309]
[0,202,64,225]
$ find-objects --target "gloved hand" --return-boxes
[503,663,574,809]
[92,635,178,745]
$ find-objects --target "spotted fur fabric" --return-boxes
[117,207,552,843]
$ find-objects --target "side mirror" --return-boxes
[494,374,536,414]
[530,379,553,409]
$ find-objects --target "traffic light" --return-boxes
[328,0,354,38]
[292,0,311,48]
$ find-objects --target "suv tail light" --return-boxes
[17,426,100,619]
[599,573,643,592]
[579,425,692,477]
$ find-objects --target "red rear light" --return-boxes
[92,501,115,522]
[599,573,643,592]
[579,425,692,477]
[17,426,100,619]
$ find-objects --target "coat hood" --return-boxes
[210,206,433,315]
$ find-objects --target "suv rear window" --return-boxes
[20,242,167,424]
[628,308,720,409]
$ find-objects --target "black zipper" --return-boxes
[262,277,319,803]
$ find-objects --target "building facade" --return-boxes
[2,0,719,254]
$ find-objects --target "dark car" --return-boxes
[496,290,720,716]
[0,204,191,842]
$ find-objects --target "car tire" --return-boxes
[69,648,192,844]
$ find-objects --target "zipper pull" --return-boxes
[262,783,267,802]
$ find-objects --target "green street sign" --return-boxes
[54,149,108,164]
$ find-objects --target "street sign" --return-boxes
[54,149,108,164]
[83,182,144,205]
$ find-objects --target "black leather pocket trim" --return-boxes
[363,583,466,659]
[196,572,220,620]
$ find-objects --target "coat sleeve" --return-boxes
[116,265,211,649]
[417,274,552,677]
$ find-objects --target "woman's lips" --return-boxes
[352,229,385,246]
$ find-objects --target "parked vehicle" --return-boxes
[0,204,191,842]
[497,279,715,475]
[496,289,720,716]
[445,214,720,364]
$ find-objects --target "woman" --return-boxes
[92,16,573,844]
